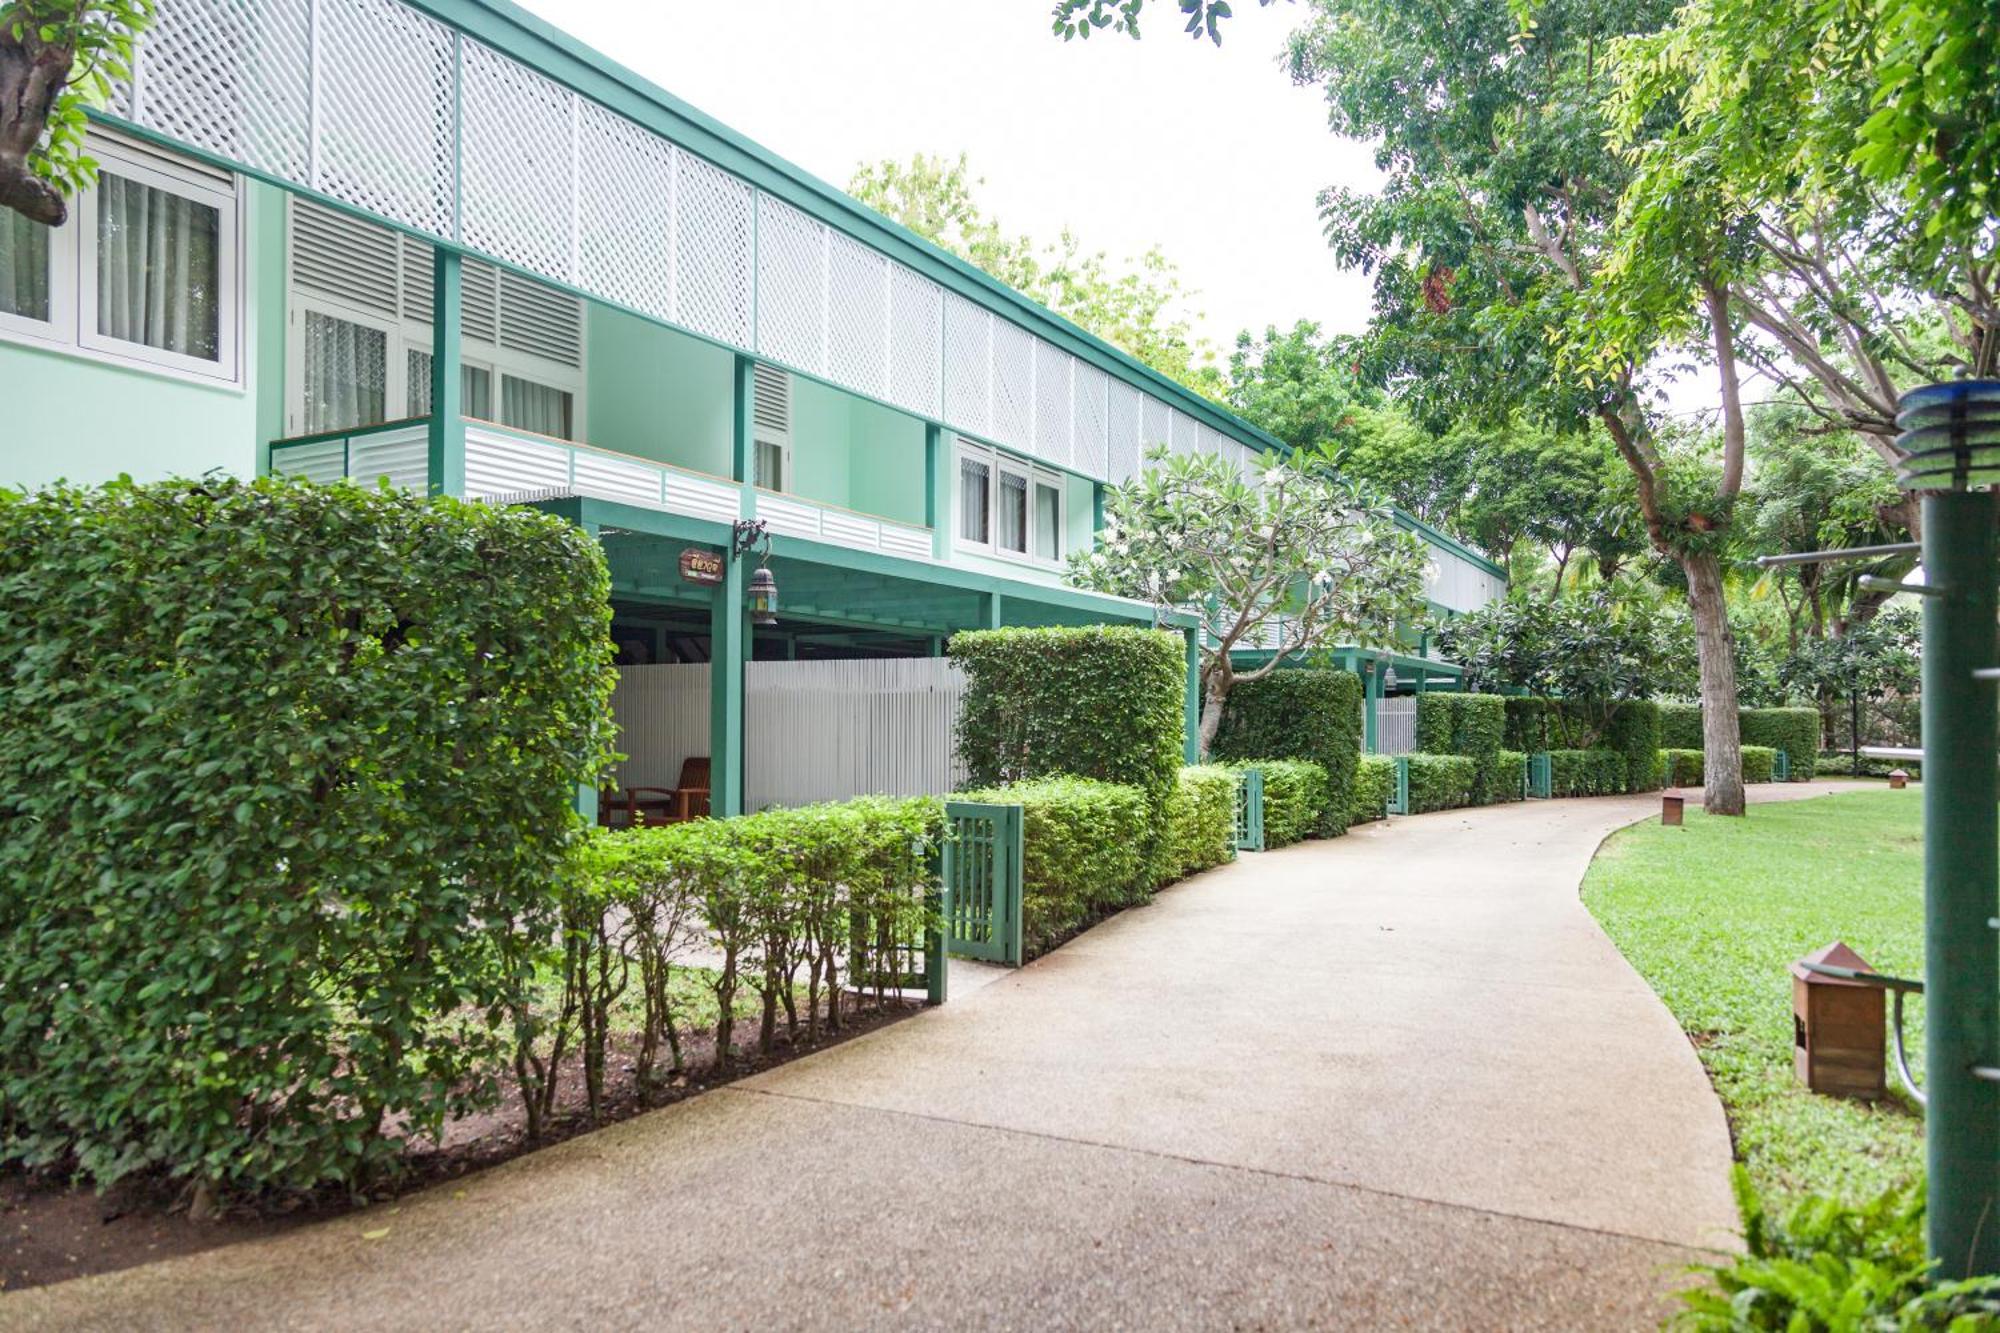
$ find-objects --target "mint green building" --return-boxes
[0,0,1503,812]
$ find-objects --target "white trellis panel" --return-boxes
[1033,341,1072,468]
[942,294,991,434]
[675,152,753,347]
[991,319,1035,452]
[887,264,942,418]
[1169,408,1199,456]
[1141,395,1172,465]
[314,0,456,237]
[133,0,312,183]
[1106,380,1141,484]
[755,194,826,374]
[826,233,889,400]
[575,99,674,323]
[1072,363,1109,481]
[459,41,575,280]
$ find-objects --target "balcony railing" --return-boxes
[268,418,935,564]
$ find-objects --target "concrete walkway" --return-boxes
[9,784,1858,1331]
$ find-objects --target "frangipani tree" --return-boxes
[1071,447,1428,753]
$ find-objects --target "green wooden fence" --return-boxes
[1234,767,1265,852]
[1389,756,1411,815]
[1527,752,1553,799]
[943,800,1023,967]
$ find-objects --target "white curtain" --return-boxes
[303,310,386,434]
[407,349,492,420]
[1034,481,1061,560]
[503,375,573,440]
[95,172,218,361]
[959,456,989,543]
[0,213,49,321]
[997,469,1028,554]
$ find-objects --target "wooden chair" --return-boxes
[601,756,711,827]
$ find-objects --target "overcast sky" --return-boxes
[518,0,1381,363]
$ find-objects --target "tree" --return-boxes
[0,1,151,225]
[1223,320,1364,456]
[849,152,1225,397]
[1051,0,1287,44]
[1070,448,1427,751]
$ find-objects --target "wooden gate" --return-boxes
[1527,752,1554,799]
[943,800,1023,966]
[1234,768,1265,852]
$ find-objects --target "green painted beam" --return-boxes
[925,423,950,561]
[1362,658,1381,753]
[426,249,465,497]
[708,558,746,818]
[1184,627,1202,764]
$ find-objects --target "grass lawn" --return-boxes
[1583,789,1926,1210]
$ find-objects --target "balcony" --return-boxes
[268,417,935,565]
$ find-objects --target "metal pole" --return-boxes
[1920,487,2000,1279]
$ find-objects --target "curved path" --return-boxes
[11,784,1856,1330]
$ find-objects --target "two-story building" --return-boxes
[0,0,1503,813]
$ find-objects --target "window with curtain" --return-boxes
[1034,478,1062,562]
[302,310,386,434]
[502,374,574,440]
[93,170,220,363]
[407,348,493,420]
[756,438,786,491]
[959,454,991,545]
[0,212,50,323]
[997,468,1029,555]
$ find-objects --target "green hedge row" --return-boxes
[1416,693,1509,803]
[1495,749,1528,803]
[1656,746,1780,787]
[1349,755,1395,826]
[1212,670,1361,835]
[1548,749,1628,797]
[1164,765,1239,881]
[956,776,1152,955]
[1605,700,1663,794]
[1233,759,1332,847]
[1502,697,1660,794]
[0,478,618,1197]
[1659,704,1819,780]
[1407,754,1477,813]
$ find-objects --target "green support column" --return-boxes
[1092,483,1106,540]
[1363,656,1381,754]
[731,353,757,490]
[926,423,951,560]
[987,593,1003,629]
[426,249,466,497]
[1183,626,1202,764]
[709,560,745,818]
[1920,488,2000,1279]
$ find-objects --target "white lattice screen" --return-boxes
[118,0,1293,488]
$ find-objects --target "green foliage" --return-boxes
[1051,0,1285,45]
[1415,692,1507,803]
[957,777,1152,955]
[1679,1172,2000,1330]
[1404,753,1476,814]
[0,476,617,1195]
[1585,792,1927,1205]
[1660,748,1705,787]
[1211,668,1361,835]
[1603,699,1662,793]
[1436,596,1678,748]
[1494,750,1527,803]
[1741,746,1777,784]
[1230,759,1330,848]
[1163,765,1238,881]
[1,1,154,225]
[1546,749,1628,798]
[1347,754,1395,825]
[1503,696,1554,752]
[1663,705,1820,780]
[1659,701,1702,750]
[848,152,1225,396]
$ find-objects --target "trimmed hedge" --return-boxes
[1348,754,1395,826]
[1504,697,1555,752]
[1658,704,1819,781]
[1495,749,1528,803]
[1548,749,1627,797]
[1416,693,1508,804]
[1406,754,1477,813]
[1743,745,1777,784]
[1164,765,1239,881]
[1656,745,1780,786]
[1212,669,1362,835]
[956,776,1151,955]
[0,477,617,1196]
[1605,700,1662,794]
[1233,758,1331,847]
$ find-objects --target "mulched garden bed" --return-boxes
[0,995,920,1292]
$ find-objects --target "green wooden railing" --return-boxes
[1234,768,1265,852]
[943,800,1023,967]
[1388,756,1412,815]
[1773,748,1791,781]
[1527,752,1554,799]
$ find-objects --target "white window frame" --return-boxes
[753,433,791,493]
[0,132,242,389]
[404,339,496,421]
[77,140,241,382]
[954,438,1066,568]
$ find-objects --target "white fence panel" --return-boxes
[1375,696,1418,755]
[745,657,966,810]
[608,663,710,790]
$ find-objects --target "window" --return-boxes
[751,361,791,492]
[755,438,787,491]
[0,132,239,384]
[284,198,583,439]
[955,438,1064,566]
[303,310,387,434]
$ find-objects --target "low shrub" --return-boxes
[1164,765,1239,881]
[1820,752,1922,780]
[1232,758,1332,847]
[1660,748,1704,786]
[1406,754,1477,813]
[1547,749,1626,797]
[1494,749,1528,803]
[1212,670,1362,836]
[1416,692,1508,804]
[1743,745,1777,784]
[1348,755,1395,826]
[955,776,1151,954]
[1743,707,1820,781]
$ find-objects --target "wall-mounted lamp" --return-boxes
[732,519,779,626]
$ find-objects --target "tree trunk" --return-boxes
[1683,550,1745,815]
[1197,677,1228,755]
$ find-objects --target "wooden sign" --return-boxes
[678,548,724,586]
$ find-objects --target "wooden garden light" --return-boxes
[1660,792,1683,826]
[1888,768,1909,790]
[1792,942,1886,1100]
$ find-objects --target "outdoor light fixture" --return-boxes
[1382,664,1399,692]
[731,519,779,626]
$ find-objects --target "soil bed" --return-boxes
[1,995,919,1292]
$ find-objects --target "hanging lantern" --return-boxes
[747,563,779,625]
[1382,664,1399,692]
